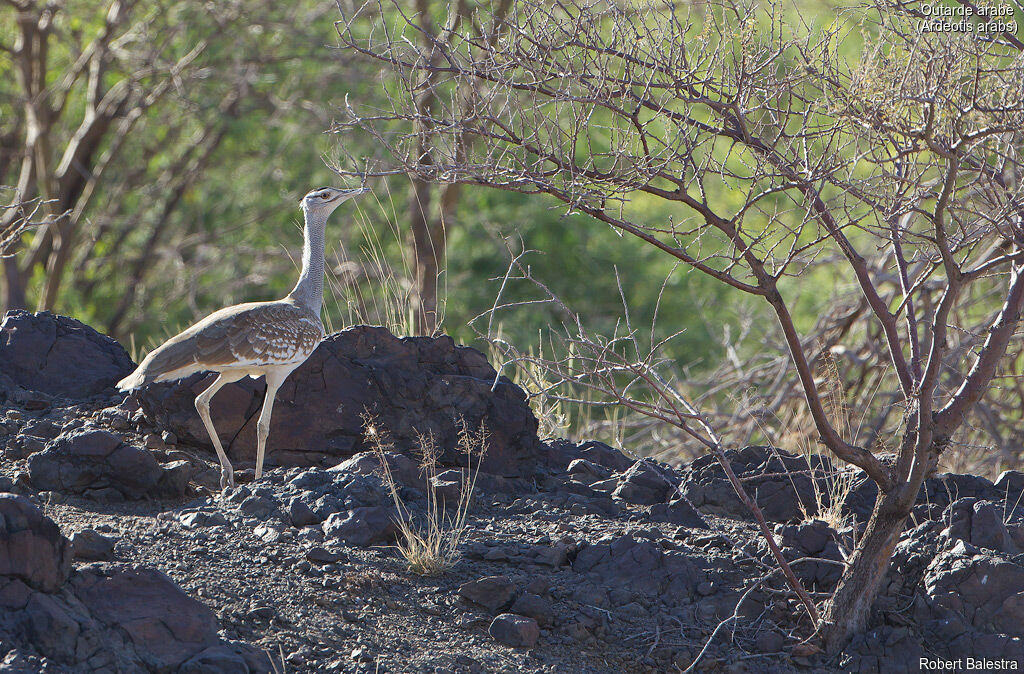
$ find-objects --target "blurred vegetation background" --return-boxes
[0,0,756,368]
[3,0,1022,471]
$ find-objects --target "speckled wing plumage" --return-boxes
[117,301,324,389]
[187,302,324,368]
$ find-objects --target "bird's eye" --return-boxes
[320,193,330,199]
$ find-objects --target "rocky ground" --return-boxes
[2,310,1024,673]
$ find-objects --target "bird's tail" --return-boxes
[116,367,149,392]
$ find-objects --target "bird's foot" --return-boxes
[219,468,235,492]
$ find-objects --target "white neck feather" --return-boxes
[288,206,327,316]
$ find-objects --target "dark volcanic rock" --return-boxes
[971,501,1019,553]
[489,613,539,648]
[840,626,924,674]
[924,542,1024,637]
[565,458,612,484]
[943,498,1019,554]
[995,471,1024,510]
[334,451,424,489]
[510,592,553,626]
[306,546,344,564]
[459,575,518,613]
[71,564,221,671]
[776,520,835,556]
[179,645,256,673]
[682,446,824,523]
[288,497,322,527]
[612,460,674,505]
[322,506,397,547]
[0,494,72,592]
[920,473,997,511]
[179,510,229,529]
[135,325,540,475]
[0,310,134,399]
[70,529,117,561]
[0,498,266,672]
[649,498,708,529]
[27,428,183,500]
[541,439,633,473]
[573,535,704,604]
[775,520,845,591]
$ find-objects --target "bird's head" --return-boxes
[301,186,369,216]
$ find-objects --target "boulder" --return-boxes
[322,506,397,547]
[510,592,553,626]
[612,460,674,505]
[942,498,1018,554]
[489,613,539,648]
[541,439,633,473]
[179,646,254,673]
[333,451,424,488]
[649,498,708,529]
[776,519,835,556]
[920,473,998,510]
[924,542,1024,637]
[135,326,541,476]
[27,428,182,500]
[306,546,345,565]
[0,310,134,399]
[70,564,221,671]
[839,626,924,674]
[458,575,518,613]
[565,458,613,484]
[0,498,267,671]
[17,590,82,661]
[994,471,1024,520]
[70,529,117,562]
[681,446,835,523]
[0,493,72,592]
[572,535,704,604]
[288,498,321,527]
[775,520,845,591]
[178,510,229,529]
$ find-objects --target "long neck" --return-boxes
[288,207,327,315]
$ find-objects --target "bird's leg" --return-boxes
[194,373,241,490]
[255,370,287,481]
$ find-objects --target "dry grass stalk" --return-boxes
[324,184,445,338]
[789,354,861,533]
[362,412,488,576]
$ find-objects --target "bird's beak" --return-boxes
[333,187,369,203]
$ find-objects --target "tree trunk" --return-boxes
[409,176,440,335]
[819,488,913,652]
[2,257,26,312]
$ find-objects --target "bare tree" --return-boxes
[337,0,1024,649]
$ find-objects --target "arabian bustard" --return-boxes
[117,186,368,489]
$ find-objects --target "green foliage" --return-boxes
[1,0,854,377]
[444,186,743,367]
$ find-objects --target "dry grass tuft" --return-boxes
[766,352,863,533]
[362,413,488,576]
[796,353,860,531]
